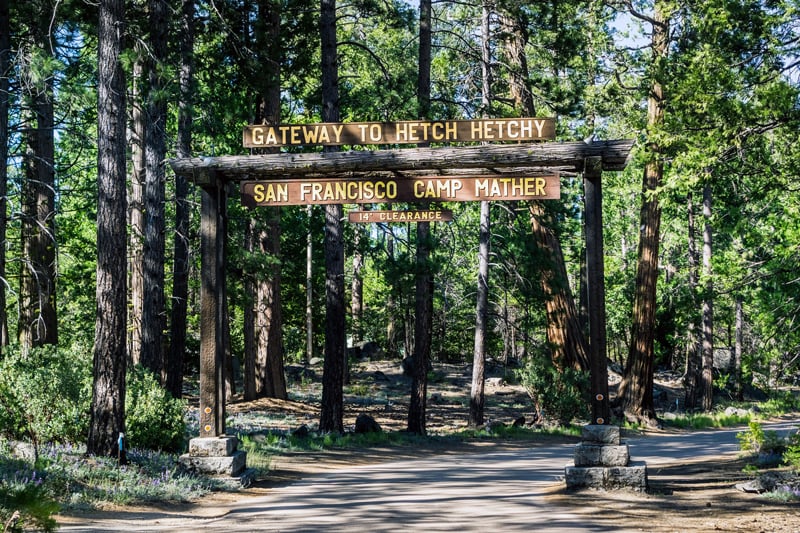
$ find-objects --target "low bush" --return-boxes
[0,345,91,457]
[125,365,187,452]
[516,356,589,426]
[0,453,59,532]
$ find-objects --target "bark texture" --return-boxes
[618,1,670,428]
[166,0,195,399]
[318,0,345,433]
[89,0,128,457]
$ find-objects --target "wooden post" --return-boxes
[583,156,610,424]
[199,177,227,437]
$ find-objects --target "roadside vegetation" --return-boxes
[736,420,800,502]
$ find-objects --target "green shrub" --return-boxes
[516,356,589,426]
[126,366,187,452]
[0,345,91,457]
[736,421,785,455]
[0,470,59,532]
[783,429,800,471]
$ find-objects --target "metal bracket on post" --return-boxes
[583,156,610,425]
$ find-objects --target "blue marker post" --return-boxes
[118,432,127,465]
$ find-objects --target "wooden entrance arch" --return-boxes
[170,139,634,439]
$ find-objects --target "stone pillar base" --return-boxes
[565,461,648,491]
[564,425,648,491]
[179,436,255,486]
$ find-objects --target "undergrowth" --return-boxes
[736,421,800,502]
[661,411,752,430]
[0,441,229,530]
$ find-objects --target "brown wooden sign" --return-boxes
[241,175,559,207]
[243,118,555,148]
[349,210,453,223]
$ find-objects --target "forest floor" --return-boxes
[217,358,800,532]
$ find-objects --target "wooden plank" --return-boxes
[240,175,559,207]
[170,140,635,181]
[243,118,555,147]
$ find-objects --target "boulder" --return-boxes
[354,413,382,434]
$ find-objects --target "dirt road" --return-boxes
[58,420,800,532]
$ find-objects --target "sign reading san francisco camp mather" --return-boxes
[241,175,560,207]
[243,118,555,147]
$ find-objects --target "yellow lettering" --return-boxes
[303,126,319,144]
[322,182,335,200]
[278,126,290,144]
[311,183,323,201]
[251,127,264,145]
[446,121,457,140]
[332,124,344,143]
[396,122,409,142]
[431,123,444,141]
[535,177,547,195]
[471,121,483,139]
[533,119,545,137]
[253,183,265,203]
[290,126,301,145]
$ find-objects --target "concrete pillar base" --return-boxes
[564,425,648,491]
[179,436,253,486]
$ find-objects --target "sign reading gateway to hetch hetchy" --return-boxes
[243,118,555,148]
[241,175,559,207]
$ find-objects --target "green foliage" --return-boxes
[783,430,800,472]
[0,345,91,455]
[759,391,800,417]
[0,441,223,517]
[0,455,59,533]
[516,357,590,426]
[736,421,786,456]
[125,366,187,452]
[662,410,751,430]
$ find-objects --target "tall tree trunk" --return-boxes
[385,227,399,357]
[224,294,235,400]
[0,0,10,351]
[243,0,286,400]
[498,11,535,115]
[243,221,258,400]
[252,209,286,398]
[618,2,669,427]
[700,182,714,411]
[470,1,492,428]
[128,50,145,367]
[319,0,345,433]
[166,0,195,399]
[352,228,364,344]
[499,10,587,371]
[734,296,743,401]
[470,200,490,427]
[409,221,432,434]
[19,14,58,349]
[408,0,433,435]
[89,0,128,457]
[684,191,701,409]
[528,202,590,371]
[140,0,169,379]
[306,205,314,363]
